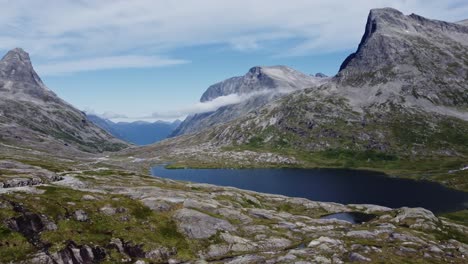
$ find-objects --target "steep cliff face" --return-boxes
[172,66,327,136]
[337,8,468,108]
[0,48,129,153]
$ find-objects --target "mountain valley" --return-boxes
[0,7,467,264]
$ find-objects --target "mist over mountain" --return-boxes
[88,114,180,145]
[171,65,328,136]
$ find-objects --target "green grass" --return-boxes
[0,186,196,262]
[0,227,36,263]
[441,210,468,227]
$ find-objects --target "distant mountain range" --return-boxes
[87,114,180,145]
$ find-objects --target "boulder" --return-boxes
[73,210,89,222]
[349,252,371,262]
[173,208,236,239]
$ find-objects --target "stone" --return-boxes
[225,254,266,264]
[25,252,55,264]
[216,208,252,223]
[82,195,97,201]
[261,237,292,250]
[172,208,236,239]
[50,241,106,264]
[74,210,89,222]
[392,207,438,224]
[308,236,343,247]
[141,198,173,212]
[313,256,332,264]
[428,245,443,254]
[183,198,219,211]
[248,208,282,220]
[277,254,296,262]
[206,244,230,259]
[349,252,371,262]
[145,247,177,262]
[99,205,116,216]
[346,230,377,239]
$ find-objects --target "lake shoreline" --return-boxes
[151,165,468,215]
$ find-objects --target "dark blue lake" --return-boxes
[151,166,468,214]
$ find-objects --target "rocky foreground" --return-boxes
[0,150,467,264]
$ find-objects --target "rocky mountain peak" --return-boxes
[200,65,322,102]
[2,48,31,63]
[0,47,43,86]
[336,8,468,107]
[0,48,129,152]
[174,65,326,136]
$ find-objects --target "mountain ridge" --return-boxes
[0,48,129,153]
[171,65,328,136]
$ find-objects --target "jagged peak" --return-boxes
[247,65,292,74]
[0,47,44,86]
[339,8,468,72]
[1,47,32,64]
[369,7,403,17]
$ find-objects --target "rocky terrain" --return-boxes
[0,48,129,153]
[171,66,327,136]
[0,145,467,263]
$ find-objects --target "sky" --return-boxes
[0,0,467,121]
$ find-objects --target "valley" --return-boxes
[0,6,467,264]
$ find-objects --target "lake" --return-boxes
[151,166,468,214]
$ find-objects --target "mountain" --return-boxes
[88,114,181,145]
[210,8,468,153]
[0,48,129,153]
[171,65,327,136]
[138,8,468,183]
[337,8,468,108]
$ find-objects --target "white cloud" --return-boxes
[35,55,189,75]
[91,90,273,121]
[98,112,129,120]
[150,91,268,119]
[83,109,128,119]
[0,0,467,72]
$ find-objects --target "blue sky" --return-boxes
[1,0,467,121]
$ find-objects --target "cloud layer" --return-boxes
[1,0,467,75]
[90,90,273,121]
[149,90,271,119]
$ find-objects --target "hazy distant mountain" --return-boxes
[171,66,327,136]
[0,48,128,153]
[88,114,181,145]
[457,19,468,26]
